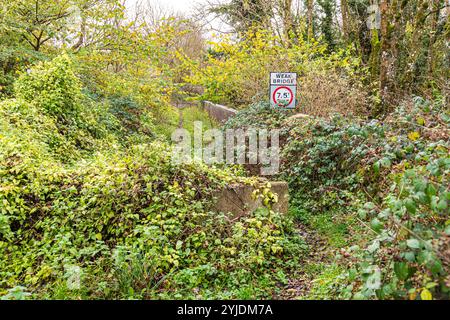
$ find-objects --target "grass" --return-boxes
[308,213,349,248]
[153,105,180,138]
[180,105,218,135]
[288,203,367,300]
[302,264,348,300]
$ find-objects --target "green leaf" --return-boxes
[373,161,380,175]
[380,157,391,168]
[394,262,410,281]
[426,184,437,197]
[445,225,450,236]
[404,198,416,214]
[358,209,367,219]
[406,238,420,249]
[430,196,438,210]
[353,292,365,300]
[366,269,381,290]
[364,202,376,210]
[416,191,428,204]
[370,218,383,233]
[417,250,433,264]
[437,198,447,211]
[404,251,416,262]
[367,240,380,253]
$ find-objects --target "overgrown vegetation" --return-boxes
[186,30,369,116]
[0,0,448,300]
[0,54,305,299]
[225,98,449,299]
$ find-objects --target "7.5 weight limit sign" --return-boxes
[269,72,297,109]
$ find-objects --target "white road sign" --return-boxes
[269,72,297,109]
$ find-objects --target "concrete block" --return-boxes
[213,181,289,218]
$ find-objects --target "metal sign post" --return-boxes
[269,72,297,109]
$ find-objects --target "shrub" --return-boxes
[0,142,305,299]
[281,114,385,210]
[1,57,306,298]
[186,29,369,116]
[299,70,369,117]
[14,54,82,120]
[279,96,449,299]
[223,101,288,131]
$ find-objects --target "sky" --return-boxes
[125,0,231,35]
[148,0,196,14]
[126,0,207,16]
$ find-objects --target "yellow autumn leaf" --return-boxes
[416,117,426,126]
[408,131,420,141]
[420,288,432,300]
[272,194,279,203]
[409,292,417,300]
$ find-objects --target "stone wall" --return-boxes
[201,102,290,218]
[213,181,289,218]
[202,101,237,124]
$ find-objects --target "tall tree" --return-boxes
[341,0,350,41]
[307,0,314,39]
[379,0,392,107]
[11,0,73,51]
[280,0,293,44]
[209,0,274,34]
[317,0,335,50]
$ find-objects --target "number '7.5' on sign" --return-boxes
[269,72,297,109]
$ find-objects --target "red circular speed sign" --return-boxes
[272,86,294,107]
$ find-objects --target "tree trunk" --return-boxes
[72,15,86,51]
[369,28,381,81]
[307,0,314,40]
[281,0,293,45]
[379,0,393,110]
[427,0,440,76]
[341,0,350,41]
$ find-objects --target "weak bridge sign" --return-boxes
[269,72,297,109]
